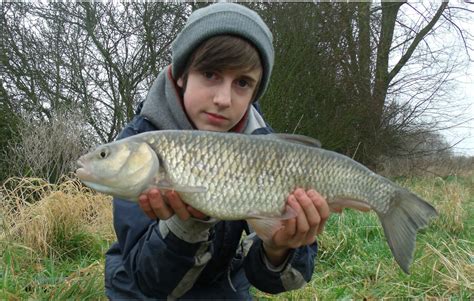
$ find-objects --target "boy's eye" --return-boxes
[237,79,249,88]
[204,71,215,79]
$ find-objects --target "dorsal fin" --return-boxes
[271,133,322,148]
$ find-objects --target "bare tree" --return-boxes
[2,2,188,143]
[2,2,472,181]
[253,2,472,169]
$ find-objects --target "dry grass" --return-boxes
[425,240,473,293]
[1,175,472,299]
[401,176,471,234]
[378,156,474,178]
[1,176,114,257]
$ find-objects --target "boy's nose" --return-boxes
[213,84,232,107]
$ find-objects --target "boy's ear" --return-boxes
[177,77,184,88]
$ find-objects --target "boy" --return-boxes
[105,3,329,299]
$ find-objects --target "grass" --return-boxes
[1,177,113,300]
[254,175,473,299]
[1,175,473,299]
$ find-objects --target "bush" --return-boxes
[3,111,98,183]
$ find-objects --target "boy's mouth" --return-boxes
[205,112,228,125]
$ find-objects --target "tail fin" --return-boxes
[377,189,438,274]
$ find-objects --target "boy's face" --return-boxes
[177,67,262,132]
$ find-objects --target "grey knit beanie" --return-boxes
[171,3,274,102]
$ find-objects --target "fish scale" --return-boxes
[145,131,395,218]
[76,129,438,273]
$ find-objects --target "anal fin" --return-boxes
[329,198,372,213]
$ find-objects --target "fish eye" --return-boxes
[98,147,109,159]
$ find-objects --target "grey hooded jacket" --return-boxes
[104,66,318,300]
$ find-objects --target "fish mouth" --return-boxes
[75,158,92,181]
[77,157,85,168]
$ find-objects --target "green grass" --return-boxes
[1,176,473,299]
[1,241,105,300]
[255,175,473,299]
[1,177,113,300]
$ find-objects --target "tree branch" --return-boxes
[388,1,448,82]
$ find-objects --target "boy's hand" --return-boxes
[138,188,207,221]
[263,188,330,266]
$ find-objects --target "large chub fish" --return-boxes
[76,130,438,273]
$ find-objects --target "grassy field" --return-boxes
[1,175,473,299]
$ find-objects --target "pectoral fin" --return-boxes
[246,205,297,242]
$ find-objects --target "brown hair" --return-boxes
[178,35,262,99]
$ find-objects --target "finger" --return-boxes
[187,206,208,220]
[310,190,330,235]
[294,188,321,230]
[166,191,191,221]
[308,189,330,234]
[283,198,298,237]
[297,190,320,243]
[290,194,310,245]
[148,189,173,220]
[138,194,157,220]
[308,190,330,220]
[273,215,296,248]
[305,221,318,245]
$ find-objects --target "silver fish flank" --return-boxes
[76,130,438,274]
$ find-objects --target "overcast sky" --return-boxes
[400,2,474,156]
[440,6,473,157]
[442,66,474,156]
